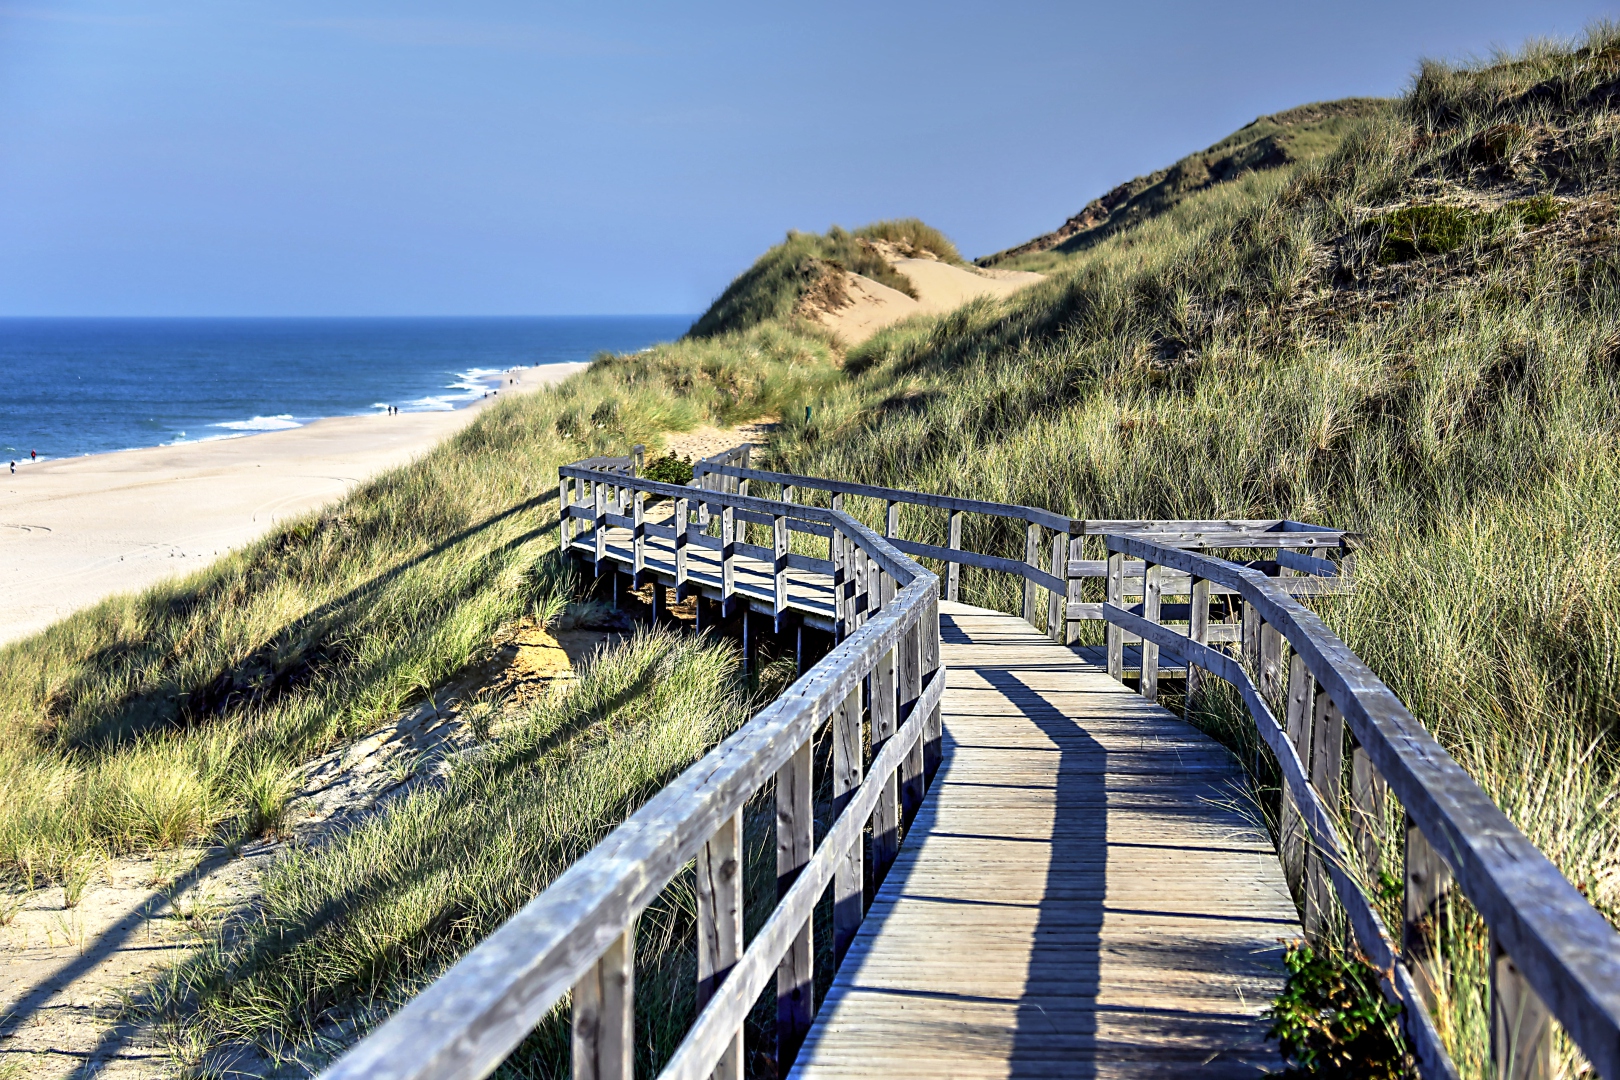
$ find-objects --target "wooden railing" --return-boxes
[691,460,1355,643]
[323,462,943,1080]
[1097,533,1620,1080]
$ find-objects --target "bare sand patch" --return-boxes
[801,257,1042,346]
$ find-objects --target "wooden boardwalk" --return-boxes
[791,603,1299,1079]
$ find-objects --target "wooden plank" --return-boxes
[1022,522,1041,624]
[777,738,814,1065]
[1047,532,1067,643]
[720,505,736,614]
[898,621,924,822]
[1351,744,1386,884]
[1493,930,1553,1080]
[633,491,647,584]
[673,495,690,598]
[1405,816,1452,1011]
[1106,551,1124,681]
[946,510,962,603]
[1065,535,1084,645]
[792,603,1297,1079]
[1279,653,1315,895]
[831,687,863,963]
[1139,562,1162,701]
[1304,691,1344,943]
[774,514,791,632]
[1187,576,1210,699]
[871,645,899,879]
[571,926,633,1080]
[697,813,743,1080]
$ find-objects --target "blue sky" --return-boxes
[0,1,1613,316]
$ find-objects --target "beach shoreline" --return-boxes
[0,361,588,646]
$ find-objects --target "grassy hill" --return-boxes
[977,96,1391,271]
[6,24,1620,1080]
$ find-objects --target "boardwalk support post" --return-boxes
[947,510,962,602]
[1492,931,1552,1080]
[571,925,634,1080]
[1139,561,1162,701]
[1022,522,1040,624]
[832,686,864,963]
[777,737,814,1066]
[697,812,743,1080]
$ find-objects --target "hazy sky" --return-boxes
[0,1,1613,316]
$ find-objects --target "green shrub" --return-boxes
[1375,196,1561,263]
[1265,943,1407,1079]
[642,453,694,486]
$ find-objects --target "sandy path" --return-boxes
[0,362,586,647]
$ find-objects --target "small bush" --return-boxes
[853,218,967,265]
[642,453,694,486]
[1265,942,1407,1079]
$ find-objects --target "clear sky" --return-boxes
[0,1,1613,316]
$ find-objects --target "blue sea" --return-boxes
[0,316,693,461]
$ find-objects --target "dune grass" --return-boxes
[0,322,835,890]
[152,626,763,1074]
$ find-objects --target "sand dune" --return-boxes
[0,362,586,647]
[806,258,1043,344]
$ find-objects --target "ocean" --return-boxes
[0,316,693,461]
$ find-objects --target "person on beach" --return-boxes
[30,450,36,461]
[9,462,14,474]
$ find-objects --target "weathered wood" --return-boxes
[1022,522,1040,624]
[921,596,942,782]
[946,510,962,603]
[697,812,742,1080]
[1139,562,1162,701]
[1187,575,1210,699]
[633,491,647,584]
[870,646,899,879]
[1047,531,1067,643]
[1280,652,1315,894]
[831,687,863,963]
[572,926,634,1080]
[1106,550,1124,681]
[560,478,573,549]
[720,505,736,613]
[594,481,608,574]
[773,514,791,632]
[1351,744,1387,884]
[674,495,690,597]
[777,737,814,1065]
[885,500,899,540]
[1405,817,1452,1011]
[1493,930,1553,1080]
[1304,690,1344,943]
[1065,535,1084,644]
[1260,620,1285,708]
[794,603,1299,1079]
[887,535,1065,593]
[897,621,924,822]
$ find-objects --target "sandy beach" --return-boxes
[0,361,587,646]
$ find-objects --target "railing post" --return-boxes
[1280,653,1316,894]
[1106,547,1124,681]
[1492,931,1553,1080]
[877,559,892,612]
[1047,532,1067,643]
[851,539,868,629]
[696,811,742,1080]
[1404,817,1453,1010]
[832,686,864,963]
[773,514,790,633]
[1022,522,1041,624]
[593,480,607,576]
[1350,743,1386,883]
[831,528,846,639]
[1242,597,1260,674]
[632,491,646,586]
[899,618,924,822]
[631,443,644,475]
[1140,561,1162,701]
[1260,620,1286,707]
[1304,689,1344,942]
[870,645,899,879]
[571,925,634,1080]
[1064,535,1084,645]
[720,505,736,616]
[1187,575,1210,699]
[923,594,942,781]
[947,509,962,602]
[560,476,572,551]
[885,500,898,539]
[776,737,813,1067]
[674,495,690,599]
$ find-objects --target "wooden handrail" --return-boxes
[324,462,943,1080]
[1099,532,1620,1080]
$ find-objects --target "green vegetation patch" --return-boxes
[1265,943,1406,1079]
[1373,195,1560,264]
[642,453,694,486]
